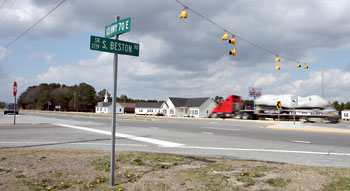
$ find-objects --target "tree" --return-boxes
[214,96,224,103]
[0,101,6,108]
[345,102,350,110]
[96,89,111,102]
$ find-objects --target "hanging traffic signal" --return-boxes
[228,35,235,44]
[179,8,187,19]
[221,31,228,40]
[296,62,301,67]
[304,64,308,69]
[275,56,280,70]
[275,56,280,62]
[229,48,236,56]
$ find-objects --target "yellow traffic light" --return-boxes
[221,31,228,40]
[275,65,280,70]
[228,35,235,44]
[179,8,187,19]
[304,64,308,69]
[275,56,280,62]
[229,48,236,56]
[296,62,301,67]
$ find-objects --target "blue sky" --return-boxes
[0,0,350,103]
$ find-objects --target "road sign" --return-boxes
[13,81,17,97]
[248,87,262,97]
[105,17,130,38]
[276,101,281,109]
[291,95,298,107]
[90,35,139,56]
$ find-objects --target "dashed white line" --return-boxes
[55,124,184,148]
[292,140,311,144]
[201,132,214,135]
[202,127,241,131]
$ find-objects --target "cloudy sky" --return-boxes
[0,0,350,103]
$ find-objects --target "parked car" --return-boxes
[4,103,19,115]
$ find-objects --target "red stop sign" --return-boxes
[13,81,17,97]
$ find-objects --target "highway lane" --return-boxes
[1,112,350,167]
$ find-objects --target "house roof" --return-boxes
[135,102,163,108]
[119,102,136,108]
[169,97,210,107]
[97,102,112,107]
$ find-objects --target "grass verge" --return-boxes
[1,148,350,191]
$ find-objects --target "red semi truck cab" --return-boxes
[211,95,243,118]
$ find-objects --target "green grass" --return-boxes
[266,177,290,187]
[323,177,350,191]
[237,177,256,187]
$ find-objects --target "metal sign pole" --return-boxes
[110,15,120,186]
[14,95,16,125]
[293,106,296,125]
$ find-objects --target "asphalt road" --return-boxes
[1,112,350,168]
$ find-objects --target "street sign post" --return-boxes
[291,95,298,125]
[90,35,139,56]
[105,17,130,38]
[13,81,17,125]
[248,87,262,110]
[90,16,139,186]
[276,101,281,121]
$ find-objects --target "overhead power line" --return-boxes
[2,0,66,49]
[173,0,309,67]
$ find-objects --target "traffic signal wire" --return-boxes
[173,0,308,67]
[1,0,66,50]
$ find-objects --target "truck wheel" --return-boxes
[234,113,241,119]
[242,113,249,120]
[299,117,308,123]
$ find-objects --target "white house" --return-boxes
[95,91,124,114]
[95,102,124,114]
[135,102,163,115]
[163,97,217,118]
[342,110,350,121]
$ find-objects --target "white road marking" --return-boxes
[201,132,214,135]
[181,146,350,156]
[55,124,184,147]
[292,140,311,144]
[210,122,219,124]
[150,127,159,129]
[0,142,147,147]
[202,127,241,131]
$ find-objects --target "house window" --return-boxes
[170,109,174,115]
[139,109,143,112]
[195,110,198,115]
[345,113,349,117]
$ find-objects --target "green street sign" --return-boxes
[90,35,139,56]
[105,17,130,38]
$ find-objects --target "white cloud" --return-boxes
[43,52,56,65]
[0,47,8,60]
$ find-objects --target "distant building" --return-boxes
[119,102,136,113]
[342,110,350,121]
[95,91,124,114]
[95,102,124,114]
[135,102,163,115]
[162,97,217,118]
